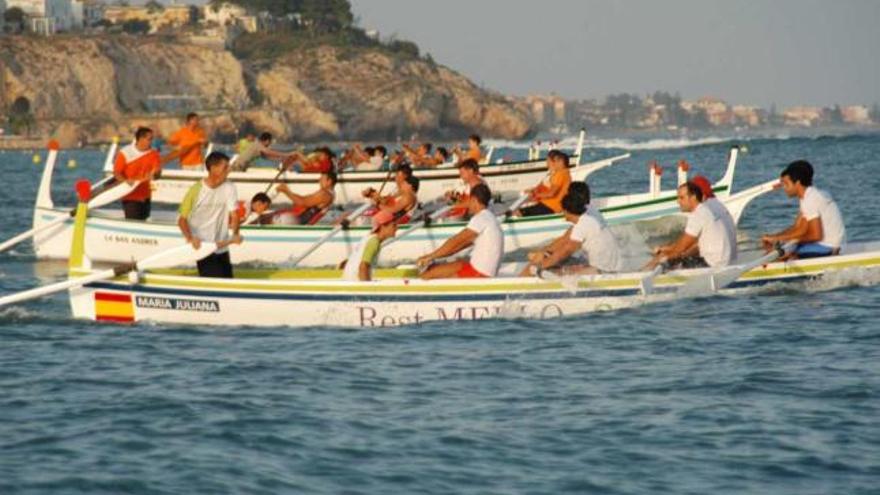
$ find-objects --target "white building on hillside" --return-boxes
[202,1,257,32]
[6,0,83,34]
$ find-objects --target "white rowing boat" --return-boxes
[62,193,880,327]
[29,145,774,267]
[100,132,629,205]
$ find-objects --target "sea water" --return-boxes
[1,134,879,494]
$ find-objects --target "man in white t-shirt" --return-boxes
[762,160,845,259]
[521,182,622,276]
[416,183,503,279]
[644,181,737,270]
[178,152,243,278]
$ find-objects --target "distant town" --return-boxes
[521,93,880,134]
[1,0,879,141]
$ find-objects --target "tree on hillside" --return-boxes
[145,0,164,14]
[122,19,150,34]
[3,7,26,33]
[8,97,35,136]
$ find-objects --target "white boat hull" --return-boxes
[68,242,880,327]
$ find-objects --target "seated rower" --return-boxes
[283,146,335,173]
[515,149,572,217]
[340,210,399,281]
[761,160,845,259]
[354,145,388,171]
[113,126,189,220]
[275,171,337,225]
[416,184,503,279]
[241,192,274,226]
[444,158,485,219]
[362,164,419,223]
[643,180,737,270]
[453,134,483,164]
[403,142,435,168]
[520,182,622,276]
[231,132,293,172]
[690,174,737,253]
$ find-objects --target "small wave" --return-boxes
[0,306,42,321]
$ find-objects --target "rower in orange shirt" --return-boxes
[515,149,572,217]
[452,134,483,164]
[167,112,207,170]
[113,127,187,220]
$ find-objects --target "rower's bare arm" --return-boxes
[801,218,824,244]
[300,190,331,208]
[541,239,580,269]
[665,234,698,261]
[177,217,200,249]
[358,262,371,282]
[261,148,289,161]
[764,215,808,244]
[429,229,478,261]
[275,184,303,203]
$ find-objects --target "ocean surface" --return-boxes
[1,134,879,494]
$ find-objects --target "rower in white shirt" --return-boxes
[416,184,503,279]
[644,180,737,270]
[762,160,845,258]
[521,181,622,276]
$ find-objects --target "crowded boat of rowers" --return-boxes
[0,114,874,327]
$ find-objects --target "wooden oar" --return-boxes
[287,202,373,266]
[678,242,797,296]
[0,180,141,254]
[383,205,453,248]
[0,242,217,309]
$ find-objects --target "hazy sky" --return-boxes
[350,0,880,107]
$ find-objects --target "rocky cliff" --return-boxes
[0,36,533,146]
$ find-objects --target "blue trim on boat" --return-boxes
[85,272,816,303]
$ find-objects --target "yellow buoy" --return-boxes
[32,154,41,164]
[67,159,77,169]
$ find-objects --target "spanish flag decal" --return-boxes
[94,292,135,323]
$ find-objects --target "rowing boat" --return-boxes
[100,132,629,205]
[66,205,880,327]
[30,145,774,266]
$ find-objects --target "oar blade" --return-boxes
[0,269,114,308]
[87,181,139,209]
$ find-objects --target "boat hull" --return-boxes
[68,242,880,327]
[32,175,774,267]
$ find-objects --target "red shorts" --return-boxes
[456,262,488,278]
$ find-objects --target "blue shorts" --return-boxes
[796,243,835,259]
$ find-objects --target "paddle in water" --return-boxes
[678,242,797,296]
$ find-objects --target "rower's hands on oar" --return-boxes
[416,254,433,269]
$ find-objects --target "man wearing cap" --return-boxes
[643,180,737,270]
[761,160,845,258]
[690,174,737,258]
[341,210,398,281]
[416,183,504,279]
